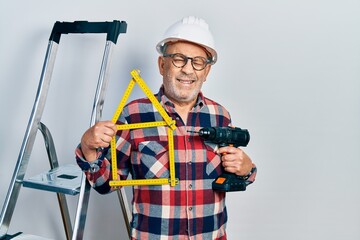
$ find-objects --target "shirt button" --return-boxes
[189,207,193,211]
[189,184,192,189]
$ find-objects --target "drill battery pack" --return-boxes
[212,173,247,192]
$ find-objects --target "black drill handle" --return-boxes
[219,143,238,148]
[49,20,127,44]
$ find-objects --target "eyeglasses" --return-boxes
[163,53,212,71]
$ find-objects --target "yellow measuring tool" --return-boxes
[109,69,178,187]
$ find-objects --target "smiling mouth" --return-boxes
[177,79,195,84]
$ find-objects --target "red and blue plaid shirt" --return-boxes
[76,86,256,239]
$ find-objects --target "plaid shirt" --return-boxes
[76,86,256,239]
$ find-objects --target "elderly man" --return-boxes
[76,16,256,240]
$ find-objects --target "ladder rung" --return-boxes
[22,164,83,195]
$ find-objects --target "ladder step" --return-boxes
[2,233,53,240]
[22,164,82,195]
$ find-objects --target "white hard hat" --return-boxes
[156,16,217,64]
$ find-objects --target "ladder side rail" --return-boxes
[90,41,114,125]
[116,188,131,238]
[38,122,73,240]
[72,21,128,240]
[71,176,91,240]
[72,40,117,240]
[0,41,59,237]
[101,43,132,239]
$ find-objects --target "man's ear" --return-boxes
[203,65,212,82]
[158,56,165,76]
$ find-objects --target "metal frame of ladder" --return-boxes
[0,20,128,240]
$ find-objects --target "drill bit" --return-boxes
[187,130,199,134]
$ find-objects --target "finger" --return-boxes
[101,121,117,136]
[217,146,239,155]
[90,137,110,149]
[103,120,116,128]
[103,127,116,138]
[93,123,114,136]
[221,154,234,164]
[222,155,239,167]
[93,120,115,129]
[223,165,238,174]
[220,149,241,162]
[102,131,116,143]
[221,153,244,172]
[98,141,111,148]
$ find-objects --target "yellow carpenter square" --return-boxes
[167,128,177,187]
[109,70,178,187]
[110,178,170,187]
[116,121,170,130]
[111,78,136,123]
[110,137,117,180]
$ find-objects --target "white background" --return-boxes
[0,0,359,239]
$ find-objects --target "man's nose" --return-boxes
[181,59,195,73]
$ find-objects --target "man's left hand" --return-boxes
[217,146,253,176]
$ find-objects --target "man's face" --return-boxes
[158,41,211,107]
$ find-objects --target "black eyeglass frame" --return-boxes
[163,53,212,71]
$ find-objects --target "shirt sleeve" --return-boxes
[74,121,132,194]
[75,144,113,194]
[75,144,106,172]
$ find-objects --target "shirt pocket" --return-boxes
[132,141,170,179]
[204,142,223,178]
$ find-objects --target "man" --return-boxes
[76,16,256,239]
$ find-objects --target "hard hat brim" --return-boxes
[156,38,217,64]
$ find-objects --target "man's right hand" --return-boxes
[80,120,117,162]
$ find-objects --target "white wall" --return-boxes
[1,0,359,239]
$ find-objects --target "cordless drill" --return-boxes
[189,126,250,192]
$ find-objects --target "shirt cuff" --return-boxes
[75,144,108,173]
[245,165,257,185]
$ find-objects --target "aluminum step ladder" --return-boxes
[0,20,129,240]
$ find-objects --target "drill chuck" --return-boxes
[197,127,250,147]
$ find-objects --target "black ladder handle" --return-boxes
[49,20,127,44]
